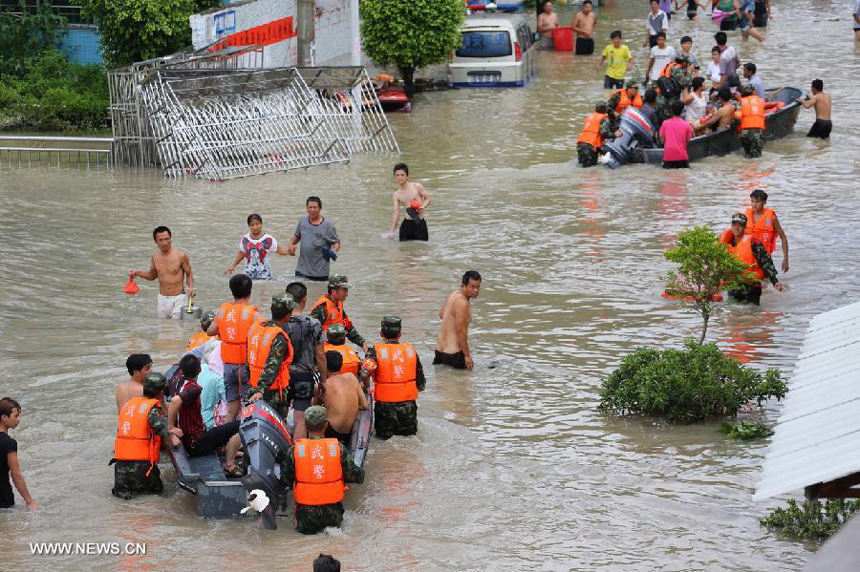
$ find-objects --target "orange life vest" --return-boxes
[215,302,259,364]
[293,438,344,505]
[576,112,608,148]
[114,397,162,475]
[310,295,344,332]
[661,62,681,78]
[745,207,778,254]
[185,331,212,352]
[740,95,765,130]
[324,342,361,377]
[612,89,643,114]
[373,343,418,403]
[727,235,766,281]
[247,322,293,394]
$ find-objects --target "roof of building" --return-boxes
[753,300,860,501]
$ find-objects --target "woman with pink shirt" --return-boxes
[659,100,694,168]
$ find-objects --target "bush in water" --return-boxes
[761,499,860,540]
[664,226,754,343]
[361,0,464,97]
[719,420,773,440]
[598,339,786,423]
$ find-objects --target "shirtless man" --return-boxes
[571,0,597,55]
[537,1,559,50]
[798,79,832,139]
[434,270,482,371]
[129,226,195,319]
[320,351,367,445]
[116,353,152,410]
[386,163,431,242]
[694,87,736,134]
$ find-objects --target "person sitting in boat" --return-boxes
[185,310,217,352]
[111,373,180,500]
[323,324,362,378]
[724,212,784,305]
[694,87,736,134]
[247,295,296,423]
[168,354,244,477]
[361,316,426,440]
[640,88,659,128]
[737,84,765,157]
[607,82,643,115]
[279,405,365,535]
[576,102,616,167]
[319,350,368,445]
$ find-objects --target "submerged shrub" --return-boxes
[598,339,786,423]
[720,420,773,440]
[761,499,860,540]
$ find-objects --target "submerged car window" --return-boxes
[456,31,512,58]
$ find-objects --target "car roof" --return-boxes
[462,13,526,29]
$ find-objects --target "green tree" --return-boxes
[663,226,753,344]
[78,0,219,68]
[0,0,66,75]
[361,0,464,96]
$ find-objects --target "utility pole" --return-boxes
[297,0,315,66]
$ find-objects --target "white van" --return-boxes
[448,13,536,88]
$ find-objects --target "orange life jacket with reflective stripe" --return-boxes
[745,207,777,254]
[727,235,766,281]
[612,89,643,113]
[373,343,418,403]
[324,342,361,377]
[247,322,293,394]
[185,331,212,352]
[114,397,162,475]
[577,112,608,148]
[740,95,765,130]
[661,62,681,78]
[293,438,344,505]
[215,302,259,364]
[310,295,344,332]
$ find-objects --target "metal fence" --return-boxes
[0,135,112,168]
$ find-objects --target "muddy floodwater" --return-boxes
[1,1,859,570]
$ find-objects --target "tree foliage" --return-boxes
[0,0,66,75]
[598,339,786,423]
[664,226,753,344]
[78,0,219,68]
[761,499,860,540]
[360,0,464,95]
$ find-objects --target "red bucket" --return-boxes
[553,27,574,51]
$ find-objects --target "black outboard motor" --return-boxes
[239,401,292,530]
[602,107,656,169]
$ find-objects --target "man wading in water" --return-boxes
[385,163,431,242]
[434,270,481,371]
[129,226,195,319]
[798,79,832,139]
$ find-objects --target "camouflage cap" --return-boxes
[143,372,167,395]
[270,294,297,316]
[625,80,639,89]
[740,83,755,96]
[595,101,608,113]
[328,323,347,341]
[328,274,351,289]
[731,212,748,225]
[675,54,690,64]
[381,316,401,334]
[304,405,328,430]
[201,309,216,329]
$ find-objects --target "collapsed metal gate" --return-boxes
[108,47,399,181]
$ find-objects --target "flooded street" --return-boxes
[1,0,859,569]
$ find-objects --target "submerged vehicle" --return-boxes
[631,87,802,165]
[448,13,536,88]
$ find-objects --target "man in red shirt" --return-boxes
[659,100,694,168]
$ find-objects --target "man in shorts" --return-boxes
[571,0,597,55]
[596,31,633,89]
[129,226,195,319]
[798,79,832,139]
[435,271,481,371]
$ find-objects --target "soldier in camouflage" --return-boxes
[738,85,765,158]
[279,406,364,534]
[248,295,296,421]
[309,275,367,351]
[724,213,785,305]
[361,317,426,440]
[654,56,693,129]
[111,373,180,499]
[577,102,617,168]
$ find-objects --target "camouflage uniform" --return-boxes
[727,234,780,305]
[740,129,764,158]
[577,116,616,168]
[309,290,366,349]
[253,299,295,420]
[654,92,673,129]
[364,344,426,440]
[669,64,693,91]
[279,412,365,535]
[111,404,171,500]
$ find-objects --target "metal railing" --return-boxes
[0,135,113,168]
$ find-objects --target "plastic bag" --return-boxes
[123,277,139,295]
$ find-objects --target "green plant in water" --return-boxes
[664,226,755,343]
[761,499,860,540]
[598,339,786,423]
[720,420,773,440]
